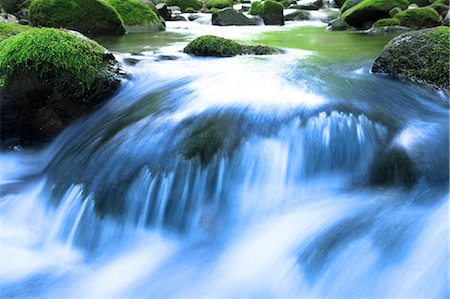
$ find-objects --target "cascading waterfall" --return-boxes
[1,24,448,299]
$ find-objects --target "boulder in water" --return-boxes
[164,0,203,12]
[212,8,257,25]
[328,17,353,30]
[394,7,441,29]
[29,0,125,36]
[183,35,283,57]
[261,0,284,25]
[107,0,165,31]
[295,0,323,10]
[370,147,418,188]
[372,26,449,89]
[340,0,409,29]
[0,28,122,145]
[285,9,311,21]
[156,3,172,20]
[372,17,400,27]
[206,0,233,9]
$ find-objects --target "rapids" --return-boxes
[1,18,448,298]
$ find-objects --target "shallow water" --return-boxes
[1,19,448,298]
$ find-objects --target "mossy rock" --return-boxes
[285,9,311,21]
[164,0,203,12]
[340,0,410,29]
[29,0,125,36]
[183,35,283,57]
[372,17,400,27]
[0,23,30,41]
[394,7,441,29]
[430,2,449,16]
[107,0,165,31]
[248,1,262,15]
[372,26,449,89]
[0,28,122,145]
[261,0,284,25]
[185,6,197,12]
[206,0,233,9]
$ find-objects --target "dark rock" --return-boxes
[295,0,323,10]
[156,3,172,20]
[188,14,202,21]
[212,8,257,25]
[123,57,141,65]
[172,14,187,21]
[285,9,311,21]
[370,147,418,188]
[327,17,353,30]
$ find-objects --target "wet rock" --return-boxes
[372,26,449,90]
[123,57,141,65]
[327,17,353,30]
[295,0,323,10]
[0,13,18,24]
[370,147,418,187]
[188,14,202,21]
[156,3,172,20]
[285,9,311,21]
[394,7,441,29]
[212,8,257,25]
[172,14,187,21]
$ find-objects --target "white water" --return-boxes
[1,20,449,299]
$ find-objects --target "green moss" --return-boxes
[0,23,31,42]
[165,0,203,11]
[183,120,225,164]
[341,0,410,19]
[0,28,109,91]
[106,0,160,26]
[262,0,284,14]
[183,35,243,56]
[373,17,401,27]
[29,0,125,36]
[185,7,197,12]
[372,26,449,89]
[248,1,262,15]
[394,7,441,29]
[206,0,233,9]
[183,35,282,57]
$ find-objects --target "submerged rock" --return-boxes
[340,0,409,29]
[372,26,449,89]
[285,9,311,21]
[212,8,257,25]
[107,0,165,31]
[370,147,418,188]
[29,0,126,36]
[0,28,122,145]
[183,35,283,57]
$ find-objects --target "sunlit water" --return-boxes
[1,18,448,299]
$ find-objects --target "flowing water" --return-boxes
[1,18,449,298]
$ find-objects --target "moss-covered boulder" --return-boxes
[285,9,311,21]
[0,28,122,145]
[206,0,233,9]
[107,0,165,31]
[248,1,262,15]
[296,0,323,10]
[29,0,125,36]
[212,7,257,25]
[165,0,203,12]
[372,17,400,27]
[340,0,409,29]
[183,35,283,57]
[261,0,284,25]
[394,7,441,29]
[0,23,30,41]
[372,26,449,89]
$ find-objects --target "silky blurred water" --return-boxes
[0,19,448,299]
